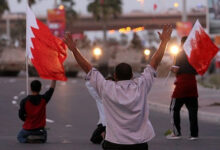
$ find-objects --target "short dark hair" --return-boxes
[106,76,115,81]
[181,36,188,45]
[115,63,133,81]
[31,80,42,93]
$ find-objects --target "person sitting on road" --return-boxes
[64,24,172,150]
[17,80,56,143]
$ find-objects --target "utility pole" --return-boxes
[5,11,11,46]
[182,0,187,22]
[54,0,58,8]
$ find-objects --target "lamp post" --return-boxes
[5,11,11,46]
[144,49,151,60]
[164,45,180,85]
[182,0,187,22]
[93,47,103,60]
[54,0,58,8]
[170,45,179,64]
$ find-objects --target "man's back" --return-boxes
[19,88,54,130]
[86,65,156,144]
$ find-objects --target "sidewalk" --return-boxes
[148,77,220,124]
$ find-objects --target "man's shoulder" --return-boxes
[20,96,30,105]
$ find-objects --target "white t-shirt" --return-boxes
[86,65,156,144]
[85,81,106,126]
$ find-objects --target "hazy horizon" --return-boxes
[8,0,207,16]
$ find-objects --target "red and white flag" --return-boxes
[183,20,219,75]
[26,5,67,81]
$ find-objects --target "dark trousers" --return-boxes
[102,140,148,150]
[17,128,47,143]
[90,124,106,144]
[170,97,198,137]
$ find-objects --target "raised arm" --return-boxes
[43,80,56,103]
[150,25,173,70]
[63,33,92,74]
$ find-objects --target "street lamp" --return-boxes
[174,2,179,8]
[170,45,179,56]
[164,45,180,85]
[170,44,180,64]
[143,49,151,62]
[58,5,64,10]
[93,47,102,60]
[144,49,151,56]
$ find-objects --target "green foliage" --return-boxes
[164,129,172,136]
[61,0,77,29]
[87,0,122,21]
[18,0,37,6]
[0,0,8,16]
[61,0,77,16]
[0,0,37,17]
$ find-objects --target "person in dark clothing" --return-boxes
[17,80,56,143]
[166,36,199,140]
[88,76,115,144]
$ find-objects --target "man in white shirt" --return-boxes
[86,81,106,144]
[64,24,172,150]
[86,76,115,144]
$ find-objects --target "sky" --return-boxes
[8,0,207,17]
[6,0,207,41]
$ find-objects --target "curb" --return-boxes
[149,101,220,124]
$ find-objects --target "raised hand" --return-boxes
[63,33,92,73]
[158,24,173,43]
[63,33,77,52]
[150,24,173,70]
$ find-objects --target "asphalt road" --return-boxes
[0,78,219,150]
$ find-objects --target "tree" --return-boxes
[61,0,77,30]
[0,0,8,17]
[87,0,122,42]
[0,0,8,48]
[18,0,37,6]
[1,0,37,17]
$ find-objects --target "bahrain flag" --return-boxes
[26,5,67,81]
[183,20,219,75]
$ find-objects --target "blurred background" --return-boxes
[0,0,219,88]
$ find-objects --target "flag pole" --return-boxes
[26,4,29,96]
[164,55,177,85]
[26,55,29,96]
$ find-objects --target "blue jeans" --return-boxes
[17,128,47,143]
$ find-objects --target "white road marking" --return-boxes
[20,91,26,95]
[12,100,17,105]
[46,118,55,123]
[9,79,16,83]
[65,124,72,128]
[13,96,18,100]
